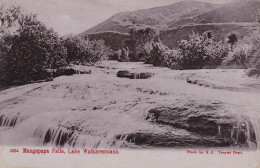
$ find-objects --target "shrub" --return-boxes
[108,50,120,60]
[161,49,182,69]
[223,43,255,69]
[87,39,113,62]
[144,42,166,66]
[117,48,130,62]
[124,27,159,62]
[223,33,260,69]
[0,5,112,87]
[63,36,91,64]
[249,36,260,69]
[63,36,112,65]
[176,32,228,69]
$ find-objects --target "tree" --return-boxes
[1,11,67,85]
[0,5,21,35]
[63,36,112,65]
[161,49,181,69]
[63,36,91,64]
[118,48,129,62]
[227,34,238,51]
[257,9,260,24]
[0,5,22,83]
[144,42,167,66]
[87,39,113,63]
[124,27,159,62]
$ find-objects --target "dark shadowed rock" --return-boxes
[117,71,132,78]
[63,69,75,76]
[140,72,153,79]
[115,132,232,148]
[247,69,260,77]
[49,68,91,78]
[145,104,257,147]
[117,71,153,79]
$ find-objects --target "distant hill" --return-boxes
[79,0,260,50]
[170,0,260,28]
[82,0,219,34]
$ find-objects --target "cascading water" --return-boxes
[0,112,24,127]
[245,116,260,149]
[0,62,259,150]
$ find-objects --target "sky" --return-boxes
[1,0,233,36]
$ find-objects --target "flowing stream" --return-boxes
[0,61,259,149]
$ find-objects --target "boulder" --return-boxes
[247,69,260,77]
[50,68,91,78]
[117,71,153,79]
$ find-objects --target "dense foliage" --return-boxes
[123,27,160,62]
[1,5,259,87]
[119,29,229,70]
[175,33,229,69]
[0,5,112,86]
[63,36,112,65]
[1,14,67,85]
[223,32,260,69]
[118,26,259,71]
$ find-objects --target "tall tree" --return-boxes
[124,27,159,62]
[1,10,67,85]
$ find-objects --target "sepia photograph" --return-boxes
[0,0,260,167]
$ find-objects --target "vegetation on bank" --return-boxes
[111,25,260,71]
[0,5,112,86]
[0,5,259,88]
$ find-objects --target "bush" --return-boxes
[124,27,159,62]
[223,32,260,69]
[176,32,228,69]
[223,43,255,69]
[63,36,91,64]
[87,39,113,63]
[144,42,166,66]
[161,49,182,69]
[117,48,130,62]
[0,5,113,87]
[249,37,260,69]
[63,36,112,65]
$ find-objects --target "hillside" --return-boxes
[170,0,260,28]
[79,0,260,50]
[82,0,219,34]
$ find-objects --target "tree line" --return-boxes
[111,25,260,70]
[1,5,259,87]
[0,5,112,86]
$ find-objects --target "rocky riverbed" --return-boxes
[0,61,259,149]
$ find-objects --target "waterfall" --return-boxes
[229,118,258,149]
[0,113,24,127]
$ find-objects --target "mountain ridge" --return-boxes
[170,0,260,28]
[79,0,260,50]
[81,0,220,35]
